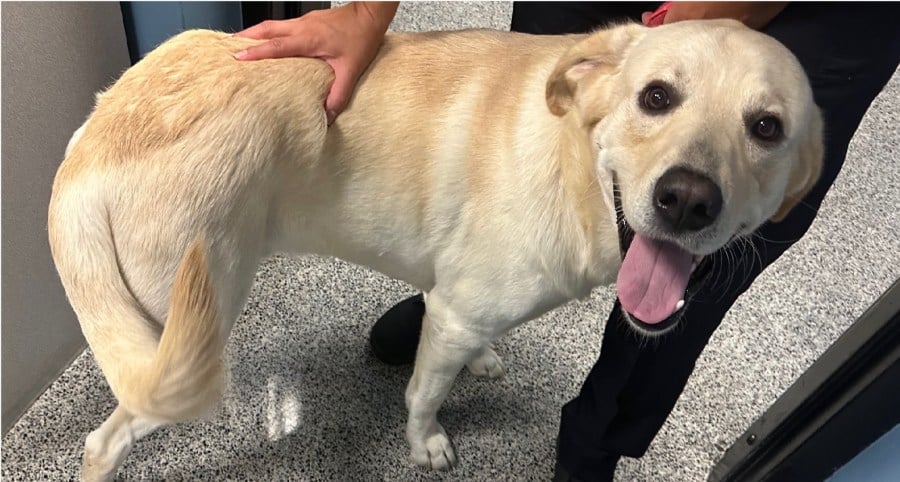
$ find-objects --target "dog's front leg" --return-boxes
[404,294,485,470]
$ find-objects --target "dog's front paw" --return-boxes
[467,346,506,379]
[409,424,457,470]
[82,450,116,482]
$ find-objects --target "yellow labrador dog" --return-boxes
[49,19,821,480]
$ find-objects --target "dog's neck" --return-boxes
[536,110,621,291]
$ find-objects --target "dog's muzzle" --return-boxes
[613,177,714,333]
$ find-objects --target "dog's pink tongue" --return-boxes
[617,234,693,324]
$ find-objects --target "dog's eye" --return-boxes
[751,116,782,141]
[641,85,671,112]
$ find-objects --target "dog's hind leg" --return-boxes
[466,344,506,379]
[82,405,163,482]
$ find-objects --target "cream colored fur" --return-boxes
[48,20,822,480]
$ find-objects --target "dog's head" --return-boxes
[547,20,823,335]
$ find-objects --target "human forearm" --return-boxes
[352,1,400,34]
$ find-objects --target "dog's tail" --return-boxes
[122,237,225,421]
[49,180,224,422]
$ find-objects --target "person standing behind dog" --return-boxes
[235,2,900,481]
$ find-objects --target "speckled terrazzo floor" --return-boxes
[3,3,899,481]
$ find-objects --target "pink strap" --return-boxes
[644,2,672,27]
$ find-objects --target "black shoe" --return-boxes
[553,437,616,482]
[552,462,583,482]
[369,293,425,365]
[553,461,614,482]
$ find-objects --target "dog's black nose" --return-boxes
[653,167,723,232]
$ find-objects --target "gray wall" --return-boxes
[2,2,131,434]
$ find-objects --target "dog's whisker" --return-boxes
[750,230,806,246]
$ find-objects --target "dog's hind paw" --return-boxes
[467,346,506,379]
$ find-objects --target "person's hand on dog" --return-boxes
[234,2,399,124]
[644,2,787,30]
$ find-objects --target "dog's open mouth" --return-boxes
[613,181,712,332]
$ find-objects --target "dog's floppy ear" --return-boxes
[546,22,646,118]
[770,108,824,222]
